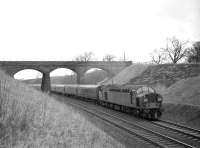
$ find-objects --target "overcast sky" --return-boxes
[0,0,200,79]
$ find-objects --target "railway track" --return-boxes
[55,94,196,148]
[59,94,200,147]
[156,120,200,138]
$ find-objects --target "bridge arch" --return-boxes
[50,68,77,85]
[6,67,45,77]
[83,66,114,77]
[81,68,108,84]
[14,69,43,90]
[14,69,43,79]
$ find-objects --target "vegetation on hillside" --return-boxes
[81,70,107,84]
[162,103,200,129]
[102,63,150,85]
[163,75,200,105]
[0,70,124,148]
[128,64,200,88]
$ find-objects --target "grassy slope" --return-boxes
[0,70,124,148]
[161,103,200,130]
[163,75,200,105]
[102,63,149,85]
[81,70,107,84]
[128,64,200,88]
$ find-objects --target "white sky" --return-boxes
[1,0,200,79]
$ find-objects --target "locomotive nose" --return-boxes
[145,93,163,102]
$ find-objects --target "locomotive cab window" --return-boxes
[136,86,155,97]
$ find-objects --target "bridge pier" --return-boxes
[77,74,81,84]
[41,72,51,92]
[76,68,86,84]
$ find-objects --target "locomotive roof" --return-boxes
[52,84,99,88]
[102,84,155,91]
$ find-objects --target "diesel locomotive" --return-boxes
[51,84,163,120]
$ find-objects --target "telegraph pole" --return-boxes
[124,51,126,61]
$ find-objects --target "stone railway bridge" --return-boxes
[0,61,132,92]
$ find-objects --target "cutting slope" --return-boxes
[102,63,149,85]
[81,69,107,84]
[129,64,200,88]
[0,69,124,148]
[163,75,200,105]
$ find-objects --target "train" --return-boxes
[51,84,163,120]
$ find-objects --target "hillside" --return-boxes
[128,64,200,88]
[159,75,200,128]
[0,69,124,148]
[101,63,150,85]
[82,69,107,84]
[163,75,200,105]
[24,77,42,84]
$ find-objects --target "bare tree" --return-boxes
[103,54,115,61]
[150,49,166,64]
[74,52,94,62]
[162,37,190,64]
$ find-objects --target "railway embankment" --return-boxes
[0,70,124,148]
[161,75,200,129]
[128,64,200,89]
[161,103,200,130]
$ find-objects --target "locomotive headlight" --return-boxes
[157,97,163,102]
[143,98,148,103]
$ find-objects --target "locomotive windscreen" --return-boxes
[136,86,156,97]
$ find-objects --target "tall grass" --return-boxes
[0,70,124,148]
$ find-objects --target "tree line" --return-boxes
[74,52,120,62]
[150,37,200,64]
[74,37,200,64]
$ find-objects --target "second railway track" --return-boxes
[154,120,200,139]
[54,93,199,148]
